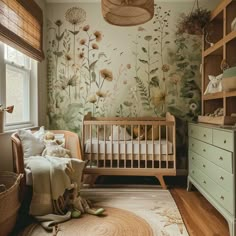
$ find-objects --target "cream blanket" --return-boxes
[24,156,85,216]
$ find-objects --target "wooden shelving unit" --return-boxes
[200,0,236,125]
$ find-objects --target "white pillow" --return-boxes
[17,129,45,158]
[109,126,131,141]
[204,74,223,95]
[33,126,45,141]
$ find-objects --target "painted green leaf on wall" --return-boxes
[150,76,159,87]
[142,47,147,53]
[150,68,158,74]
[139,59,148,64]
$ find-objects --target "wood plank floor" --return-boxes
[171,187,229,236]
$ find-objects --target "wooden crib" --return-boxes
[82,112,176,189]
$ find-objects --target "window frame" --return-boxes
[0,42,38,131]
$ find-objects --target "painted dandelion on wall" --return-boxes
[65,7,86,99]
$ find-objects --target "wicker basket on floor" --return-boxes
[0,171,23,236]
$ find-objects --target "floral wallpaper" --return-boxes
[46,2,206,168]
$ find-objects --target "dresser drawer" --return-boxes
[189,151,233,192]
[189,138,233,173]
[213,130,234,152]
[190,165,234,214]
[189,124,212,144]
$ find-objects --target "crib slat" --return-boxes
[145,125,147,169]
[159,125,161,169]
[124,125,127,169]
[166,125,168,169]
[118,125,120,168]
[111,125,113,168]
[90,124,92,168]
[131,125,133,168]
[97,125,99,167]
[104,125,106,167]
[152,125,154,169]
[138,125,140,169]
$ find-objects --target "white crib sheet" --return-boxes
[85,139,173,155]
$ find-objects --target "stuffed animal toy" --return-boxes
[147,125,159,140]
[44,131,55,141]
[65,183,105,217]
[204,74,223,95]
[44,131,65,147]
[42,141,71,158]
[133,125,146,140]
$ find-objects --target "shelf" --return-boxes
[203,91,236,100]
[203,39,223,57]
[225,30,236,44]
[225,90,236,97]
[203,92,223,100]
[202,0,236,125]
[198,115,236,125]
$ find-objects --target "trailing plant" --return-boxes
[176,0,211,35]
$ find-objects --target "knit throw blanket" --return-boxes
[24,156,85,216]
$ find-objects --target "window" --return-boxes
[0,42,38,130]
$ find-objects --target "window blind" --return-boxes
[0,0,44,61]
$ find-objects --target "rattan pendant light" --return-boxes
[102,0,154,26]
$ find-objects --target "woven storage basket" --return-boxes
[0,172,23,236]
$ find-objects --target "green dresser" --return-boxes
[188,123,236,236]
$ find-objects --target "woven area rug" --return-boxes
[19,188,188,236]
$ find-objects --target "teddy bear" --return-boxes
[133,125,146,140]
[44,131,65,146]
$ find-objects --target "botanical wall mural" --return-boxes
[46,2,212,168]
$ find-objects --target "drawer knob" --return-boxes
[203,134,206,137]
[192,170,195,174]
[203,180,206,184]
[219,156,223,161]
[203,164,206,168]
[192,143,194,147]
[192,157,194,160]
[224,140,227,144]
[203,149,206,152]
[220,195,224,200]
[220,176,224,180]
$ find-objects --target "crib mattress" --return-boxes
[85,139,173,155]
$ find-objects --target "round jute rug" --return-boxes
[20,207,154,236]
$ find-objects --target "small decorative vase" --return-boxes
[0,111,4,133]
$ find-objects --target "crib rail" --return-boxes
[82,112,176,174]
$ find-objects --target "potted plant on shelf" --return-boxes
[176,0,211,35]
[0,105,14,133]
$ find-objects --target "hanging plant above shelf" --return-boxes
[176,0,211,35]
